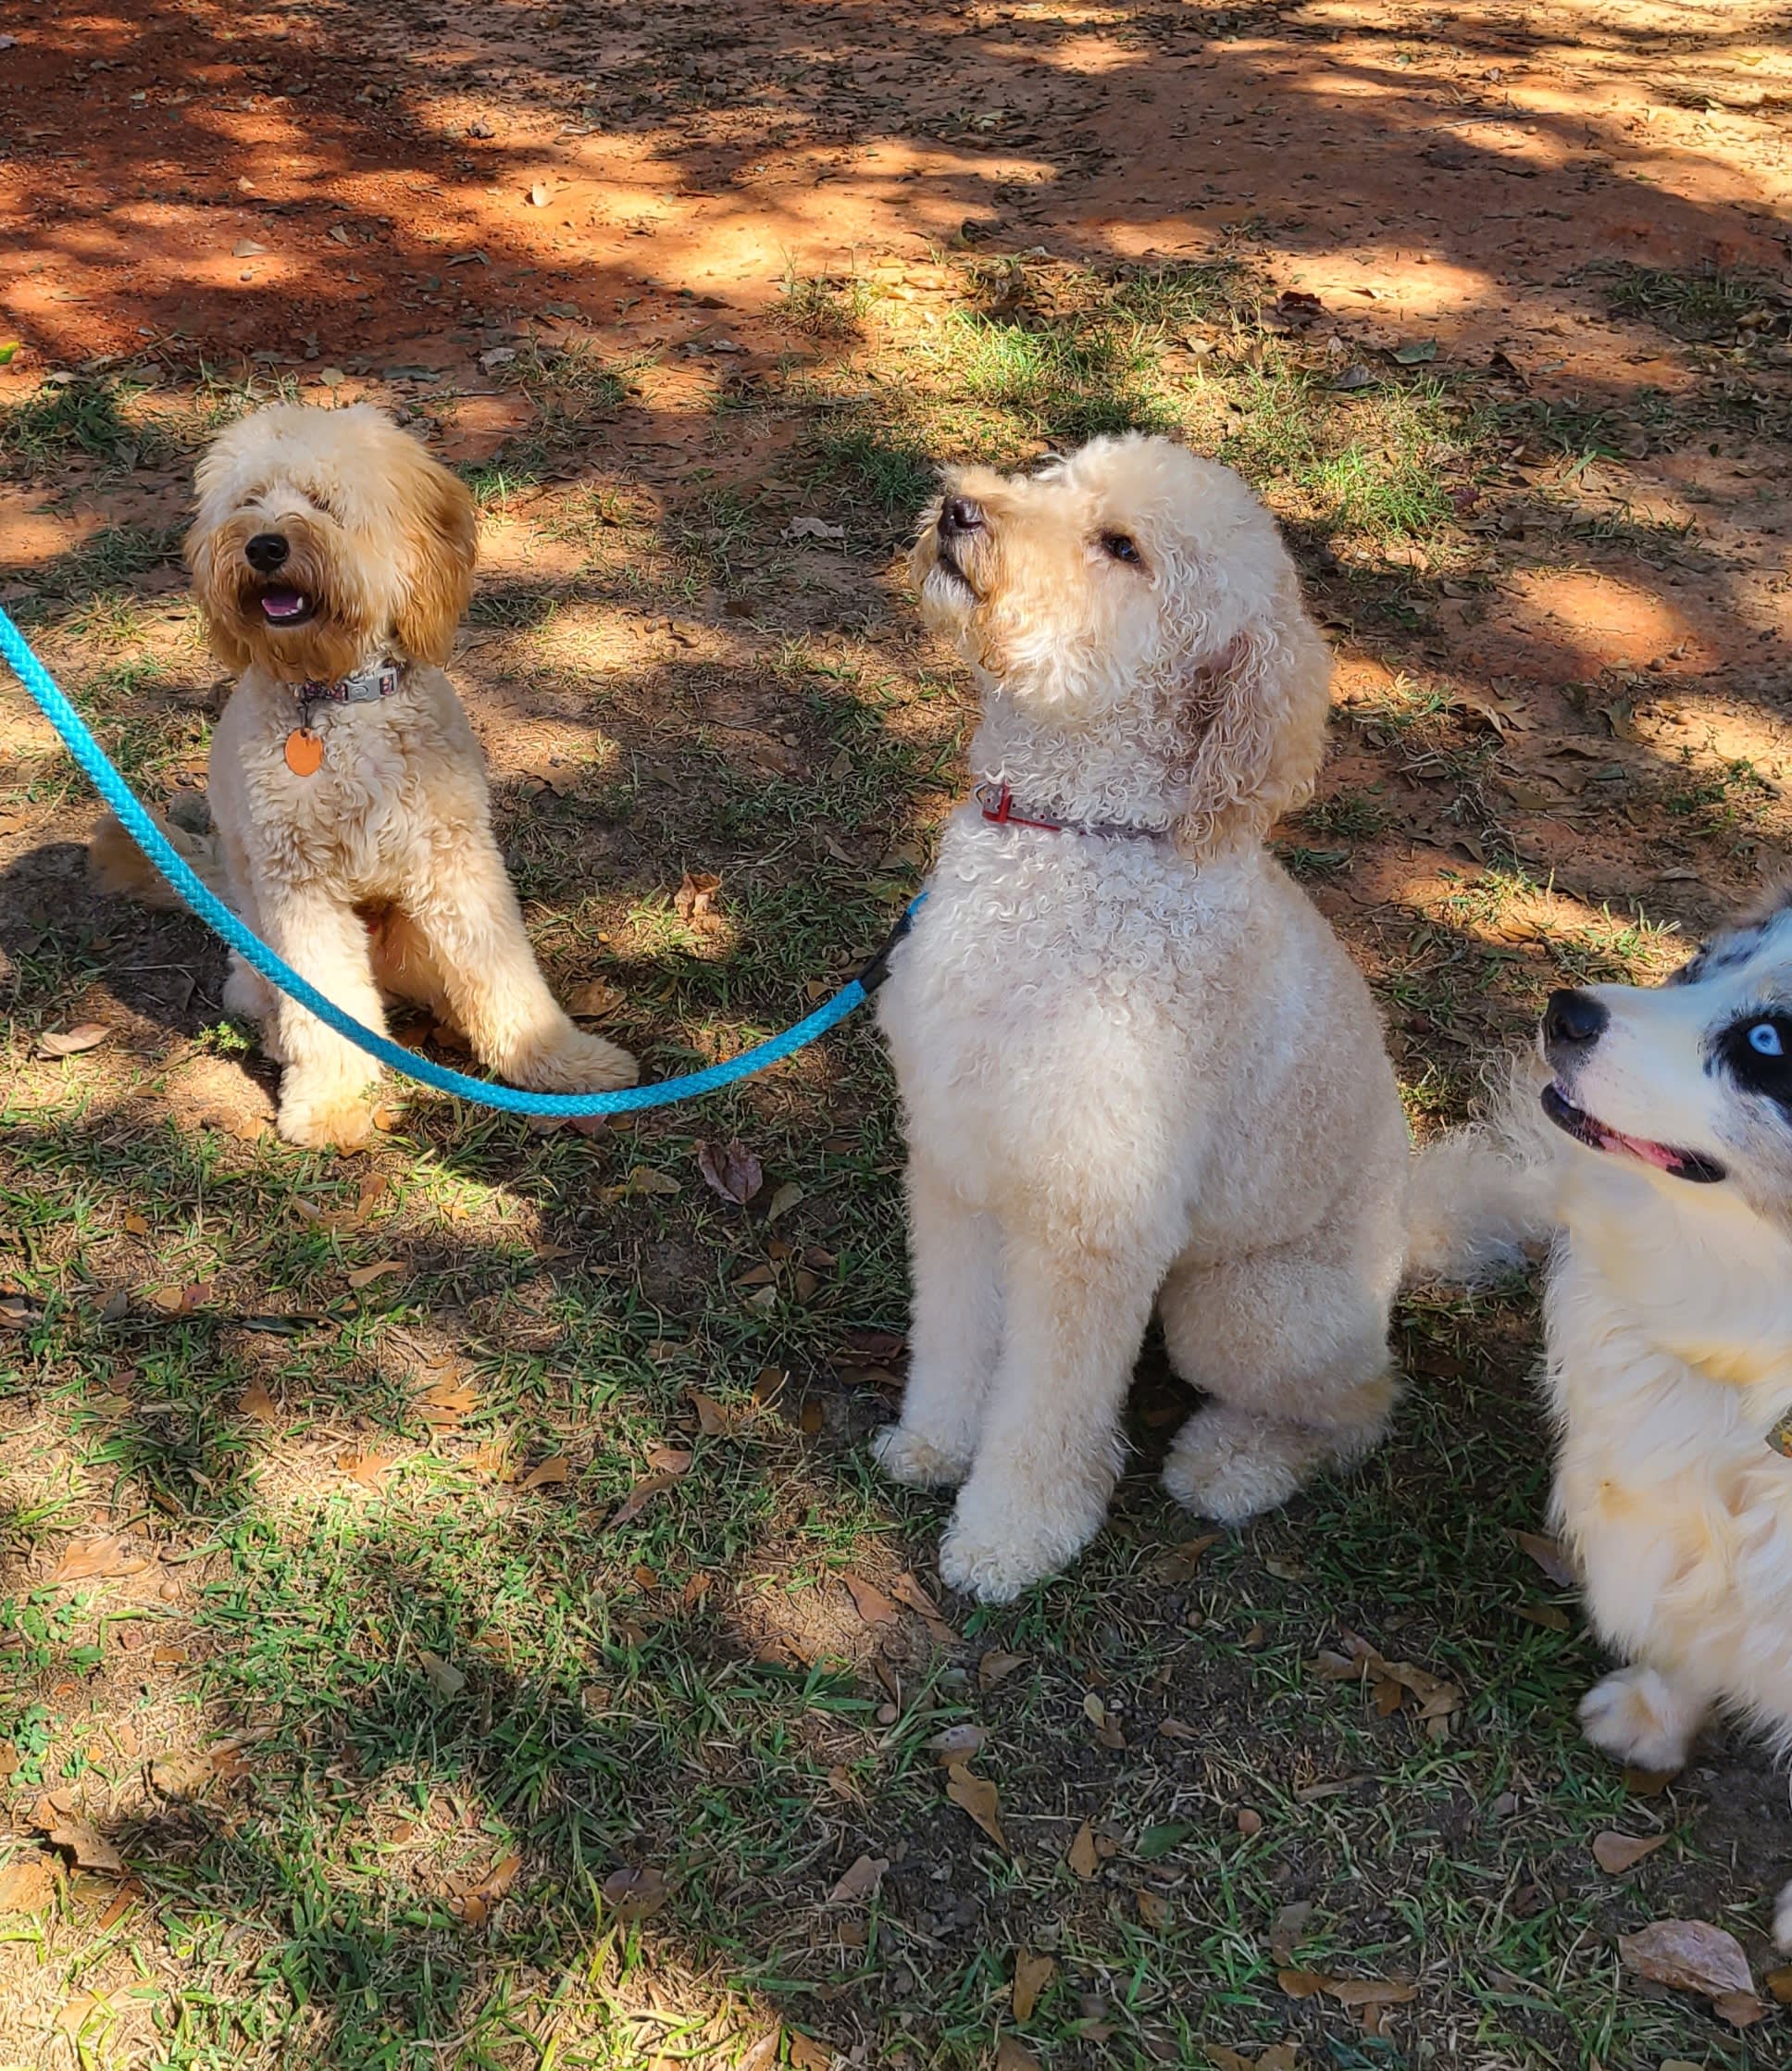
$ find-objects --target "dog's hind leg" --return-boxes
[261,887,392,1150]
[871,1158,1002,1491]
[936,1235,1164,1603]
[408,842,637,1094]
[1159,1230,1400,1525]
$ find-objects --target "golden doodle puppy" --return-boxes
[99,403,634,1147]
[873,433,1524,1602]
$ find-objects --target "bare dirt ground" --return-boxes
[4,3,1792,2068]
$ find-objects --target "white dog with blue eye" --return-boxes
[1533,888,1792,1950]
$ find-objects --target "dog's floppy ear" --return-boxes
[183,514,253,674]
[391,439,479,666]
[1174,569,1331,861]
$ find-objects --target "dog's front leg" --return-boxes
[412,846,637,1093]
[938,1236,1160,1603]
[871,1157,1003,1490]
[260,887,390,1150]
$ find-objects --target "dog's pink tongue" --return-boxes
[260,588,306,620]
[1605,1125,1681,1172]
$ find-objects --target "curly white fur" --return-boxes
[95,403,634,1148]
[873,434,1430,1603]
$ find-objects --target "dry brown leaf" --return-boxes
[1592,1830,1667,1874]
[417,1380,477,1429]
[1066,1821,1100,1879]
[995,2042,1042,2071]
[565,977,623,1019]
[238,1379,280,1424]
[417,1650,467,1700]
[121,1212,150,1236]
[38,1022,110,1058]
[609,1471,677,1528]
[50,1536,150,1585]
[787,2037,831,2071]
[644,1445,693,1478]
[601,1863,668,1922]
[1512,1528,1576,1587]
[1325,1979,1417,2010]
[736,2032,782,2071]
[0,1856,55,1915]
[1012,1948,1057,2022]
[890,1570,958,1642]
[520,1453,570,1491]
[945,1762,1006,1850]
[1206,2049,1300,2071]
[1269,1900,1314,1965]
[48,1821,125,1876]
[690,1391,740,1436]
[674,869,722,923]
[93,1877,143,1931]
[1153,1531,1221,1582]
[1619,1918,1760,2019]
[696,1138,764,1205]
[1277,1969,1329,2000]
[827,1853,888,1904]
[346,1259,404,1291]
[925,1723,987,1761]
[1765,1963,1792,2004]
[1136,1889,1173,1930]
[1157,1715,1199,1740]
[339,1449,396,1490]
[979,1650,1027,1690]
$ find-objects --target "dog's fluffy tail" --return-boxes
[1403,1065,1560,1285]
[88,807,230,914]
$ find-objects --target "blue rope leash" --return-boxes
[0,604,918,1117]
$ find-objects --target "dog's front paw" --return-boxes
[1162,1404,1306,1525]
[509,1028,639,1094]
[869,1422,974,1491]
[937,1475,1103,1604]
[223,954,278,1031]
[278,1088,379,1152]
[1577,1666,1701,1773]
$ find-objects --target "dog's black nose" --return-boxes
[244,531,290,572]
[1543,989,1609,1050]
[939,496,984,539]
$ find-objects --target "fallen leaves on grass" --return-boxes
[1205,2047,1298,2071]
[417,1650,467,1701]
[1511,1528,1576,1587]
[519,1453,569,1491]
[0,1856,55,1915]
[608,1471,678,1528]
[601,1863,668,1923]
[1066,1822,1101,1879]
[842,1573,897,1625]
[416,1378,478,1429]
[696,1138,763,1204]
[787,2037,831,2071]
[1618,1918,1764,2025]
[1313,1631,1460,1735]
[890,1570,958,1643]
[50,1536,151,1585]
[148,1280,212,1315]
[1592,1830,1667,1874]
[238,1379,280,1424]
[673,869,723,930]
[605,1166,681,1202]
[449,1849,521,1928]
[1012,1949,1057,2021]
[925,1724,987,1761]
[1268,1900,1313,1965]
[338,1448,396,1490]
[38,1022,110,1058]
[1136,1890,1174,1930]
[828,1853,888,1904]
[1767,1964,1792,2005]
[1152,1532,1220,1582]
[345,1258,404,1291]
[47,1822,125,1876]
[565,976,623,1018]
[945,1763,1006,1850]
[979,1649,1027,1690]
[994,2041,1042,2071]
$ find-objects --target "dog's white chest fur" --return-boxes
[1549,1171,1792,1734]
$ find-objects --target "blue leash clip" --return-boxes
[0,603,921,1117]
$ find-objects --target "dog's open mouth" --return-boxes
[1541,1082,1726,1183]
[257,587,316,626]
[932,546,975,597]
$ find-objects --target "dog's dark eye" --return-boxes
[1749,1021,1785,1057]
[1100,531,1141,565]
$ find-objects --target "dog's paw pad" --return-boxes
[1577,1667,1695,1772]
[869,1424,972,1490]
[1162,1413,1303,1526]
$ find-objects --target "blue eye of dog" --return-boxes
[1100,532,1140,564]
[1749,1022,1785,1057]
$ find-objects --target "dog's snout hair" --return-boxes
[185,401,478,683]
[908,432,1331,860]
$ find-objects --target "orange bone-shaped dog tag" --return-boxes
[284,728,324,777]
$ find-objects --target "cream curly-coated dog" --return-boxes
[95,403,634,1148]
[1526,893,1792,1950]
[872,434,1524,1603]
